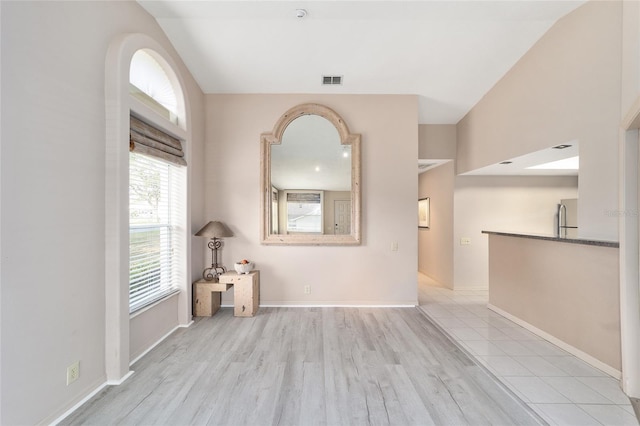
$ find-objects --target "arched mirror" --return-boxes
[261,103,361,245]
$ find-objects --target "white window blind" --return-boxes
[129,151,183,313]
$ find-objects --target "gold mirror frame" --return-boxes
[261,103,361,245]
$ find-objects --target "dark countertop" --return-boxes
[481,230,619,248]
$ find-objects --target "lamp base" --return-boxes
[202,265,226,281]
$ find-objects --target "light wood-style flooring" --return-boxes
[62,307,543,425]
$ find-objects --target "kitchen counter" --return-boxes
[481,230,619,248]
[484,231,621,377]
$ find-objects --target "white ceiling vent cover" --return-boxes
[322,75,343,85]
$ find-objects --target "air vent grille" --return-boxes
[322,75,343,85]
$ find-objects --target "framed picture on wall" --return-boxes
[418,197,430,228]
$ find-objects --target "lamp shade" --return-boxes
[195,221,234,238]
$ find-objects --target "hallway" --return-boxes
[418,273,637,425]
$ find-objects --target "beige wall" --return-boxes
[206,94,418,305]
[129,296,179,362]
[1,2,205,424]
[488,235,620,372]
[621,0,640,117]
[457,1,622,241]
[418,124,456,160]
[453,176,578,289]
[418,162,455,288]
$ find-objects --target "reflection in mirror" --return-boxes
[261,104,360,245]
[271,115,351,235]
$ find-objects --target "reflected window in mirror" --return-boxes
[284,191,323,234]
[261,103,361,245]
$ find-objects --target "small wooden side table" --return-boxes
[192,280,232,316]
[219,270,260,317]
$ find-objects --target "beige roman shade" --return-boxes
[287,192,321,203]
[129,115,186,166]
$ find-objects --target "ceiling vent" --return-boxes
[553,144,572,149]
[322,75,343,85]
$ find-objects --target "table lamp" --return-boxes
[195,221,234,281]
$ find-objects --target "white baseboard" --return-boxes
[453,286,488,291]
[50,378,110,425]
[130,321,192,366]
[106,370,135,385]
[221,303,416,308]
[488,304,622,379]
[262,304,416,308]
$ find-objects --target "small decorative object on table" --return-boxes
[234,259,254,274]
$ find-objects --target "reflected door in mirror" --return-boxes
[334,199,351,235]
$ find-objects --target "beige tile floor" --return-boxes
[418,273,638,426]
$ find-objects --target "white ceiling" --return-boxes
[137,0,585,124]
[271,114,352,191]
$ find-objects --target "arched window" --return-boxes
[105,34,192,383]
[129,49,178,123]
[128,49,186,313]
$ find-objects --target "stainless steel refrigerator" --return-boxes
[557,198,578,238]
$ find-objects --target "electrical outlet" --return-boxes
[460,237,471,245]
[391,242,398,251]
[304,285,311,294]
[66,361,79,385]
